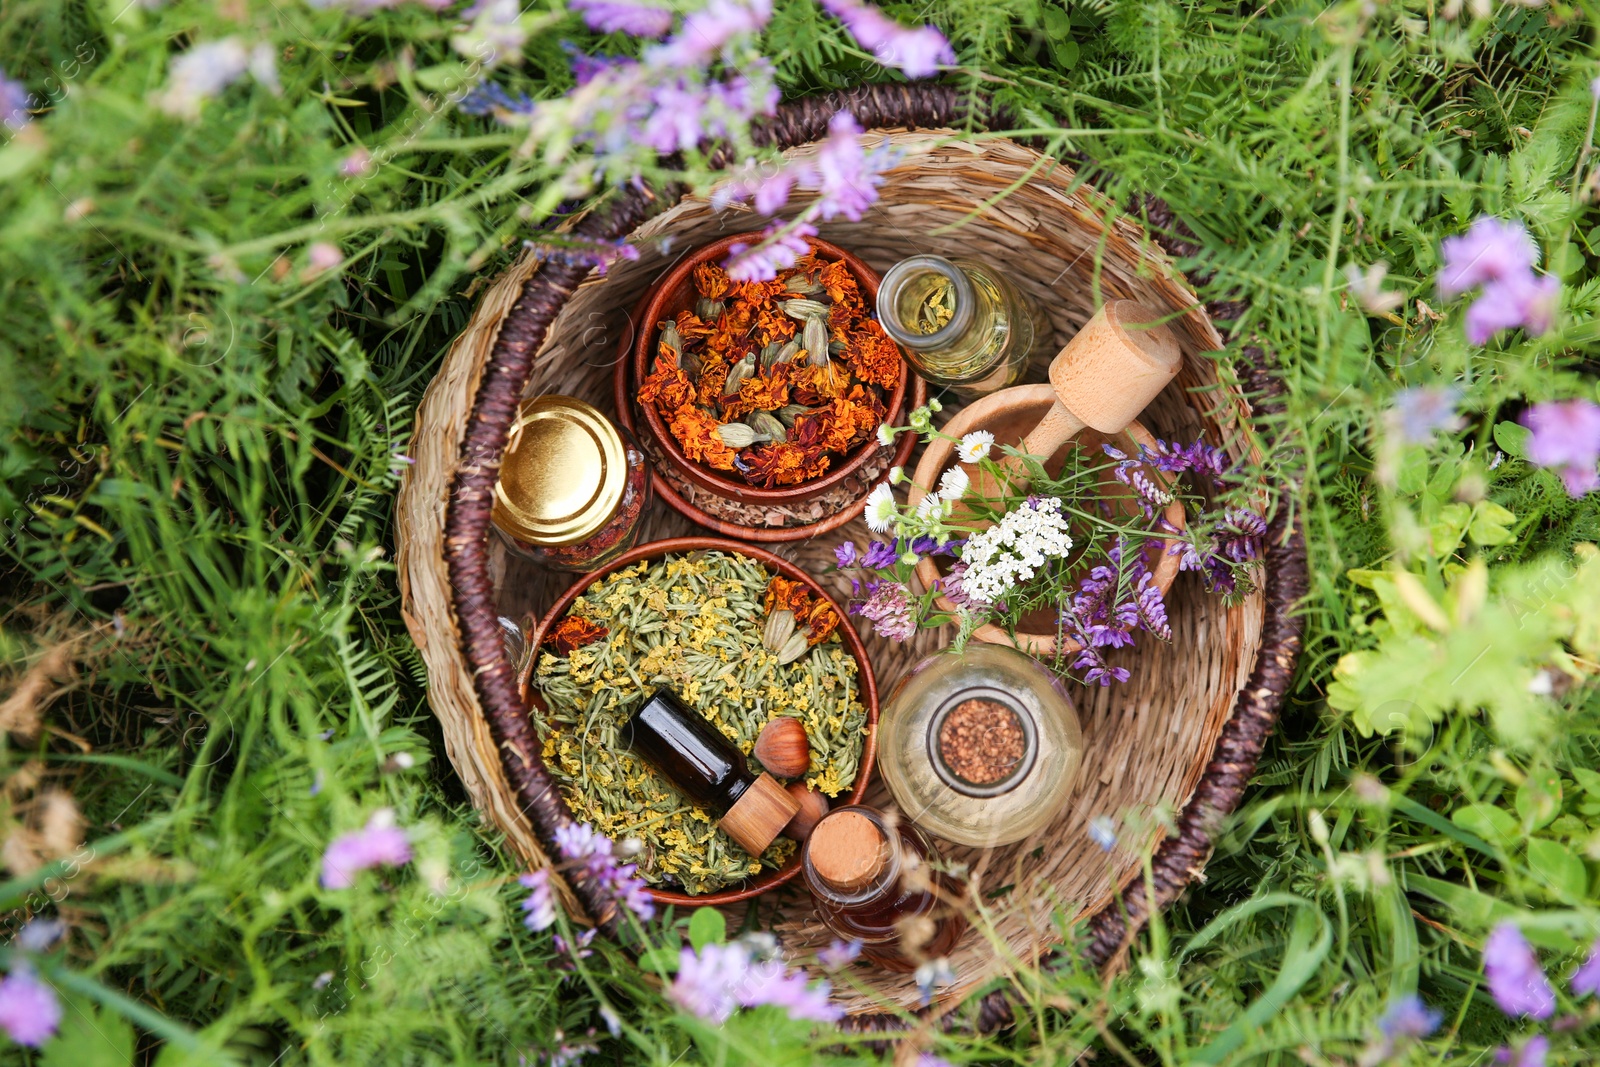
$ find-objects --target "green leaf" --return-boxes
[1468,500,1517,546]
[1526,838,1589,900]
[636,946,682,973]
[1452,802,1518,848]
[1516,771,1562,830]
[1190,901,1332,1064]
[1552,241,1585,279]
[1493,421,1532,460]
[688,907,726,951]
[41,995,134,1067]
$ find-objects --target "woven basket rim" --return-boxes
[406,83,1308,1036]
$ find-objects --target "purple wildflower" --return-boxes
[520,869,557,932]
[814,111,894,221]
[553,822,655,923]
[816,939,862,969]
[1088,815,1117,851]
[572,0,674,37]
[1390,386,1464,444]
[834,542,859,568]
[850,578,916,641]
[860,540,900,570]
[1522,399,1600,496]
[818,0,955,77]
[321,809,413,889]
[913,956,956,1006]
[0,68,30,131]
[938,561,992,613]
[1439,217,1539,296]
[1437,217,1559,344]
[545,1036,600,1067]
[726,221,817,282]
[158,38,278,119]
[669,942,841,1024]
[340,147,374,177]
[1484,923,1556,1019]
[1495,1035,1549,1067]
[452,0,527,68]
[458,81,536,118]
[644,0,773,69]
[1378,993,1442,1040]
[916,1056,956,1067]
[0,970,60,1047]
[554,928,597,964]
[1571,937,1600,996]
[642,79,710,153]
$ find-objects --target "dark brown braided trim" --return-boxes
[440,84,1308,1030]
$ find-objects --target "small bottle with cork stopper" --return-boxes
[801,805,967,972]
[623,688,800,857]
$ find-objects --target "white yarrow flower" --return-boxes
[959,497,1074,604]
[938,466,970,499]
[864,483,897,533]
[958,431,994,463]
[876,424,896,447]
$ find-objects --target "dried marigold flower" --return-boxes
[669,406,740,470]
[545,615,608,654]
[638,355,696,411]
[818,260,859,305]
[763,577,841,645]
[842,321,902,390]
[693,262,730,300]
[722,365,794,420]
[675,309,715,341]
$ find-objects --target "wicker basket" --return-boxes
[396,85,1307,1031]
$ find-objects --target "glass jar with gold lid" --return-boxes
[491,394,651,573]
[875,254,1048,398]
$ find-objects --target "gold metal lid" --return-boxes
[492,395,626,546]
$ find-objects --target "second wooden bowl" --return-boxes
[521,536,880,906]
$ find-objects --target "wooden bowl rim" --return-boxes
[908,386,1187,655]
[522,535,880,906]
[623,231,912,505]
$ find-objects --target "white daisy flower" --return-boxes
[876,423,896,447]
[864,482,897,533]
[915,492,943,519]
[957,431,994,463]
[938,466,970,499]
[889,466,907,485]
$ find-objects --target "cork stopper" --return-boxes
[721,773,801,856]
[808,810,890,892]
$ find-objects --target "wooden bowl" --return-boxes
[622,231,914,506]
[907,384,1187,655]
[520,536,880,906]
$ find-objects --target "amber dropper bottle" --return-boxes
[801,805,967,972]
[624,688,800,856]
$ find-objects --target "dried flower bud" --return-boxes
[775,403,814,428]
[784,274,823,295]
[716,422,768,448]
[777,340,802,363]
[828,340,847,354]
[783,298,831,320]
[804,318,830,366]
[723,353,756,394]
[749,411,788,443]
[759,341,784,370]
[658,320,682,355]
[696,297,725,321]
[762,609,797,651]
[774,630,810,666]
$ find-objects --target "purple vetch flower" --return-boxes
[642,79,709,153]
[834,542,859,568]
[1484,923,1556,1019]
[1439,217,1539,296]
[572,0,674,36]
[1464,271,1560,345]
[551,822,655,923]
[520,869,557,931]
[726,221,818,282]
[644,0,773,69]
[915,1056,956,1067]
[321,809,413,888]
[817,0,955,78]
[1378,993,1442,1040]
[813,111,896,222]
[1522,399,1600,496]
[157,38,279,119]
[860,540,899,570]
[340,147,374,177]
[816,938,862,970]
[850,578,916,641]
[14,921,63,955]
[1390,386,1464,444]
[913,956,956,1006]
[459,81,537,119]
[1088,815,1117,851]
[668,942,841,1024]
[1571,937,1600,996]
[0,970,61,1047]
[523,234,641,275]
[1495,1035,1549,1067]
[545,1035,600,1067]
[937,561,992,613]
[0,68,31,131]
[554,928,597,964]
[306,242,344,275]
[1437,217,1559,345]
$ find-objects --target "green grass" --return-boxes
[3,0,1600,1063]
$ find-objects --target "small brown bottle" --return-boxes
[624,688,800,856]
[801,805,967,971]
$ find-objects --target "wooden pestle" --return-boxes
[977,300,1183,498]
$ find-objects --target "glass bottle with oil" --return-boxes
[875,254,1048,397]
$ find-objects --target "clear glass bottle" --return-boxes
[491,395,652,573]
[801,805,967,972]
[876,644,1084,847]
[876,254,1048,397]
